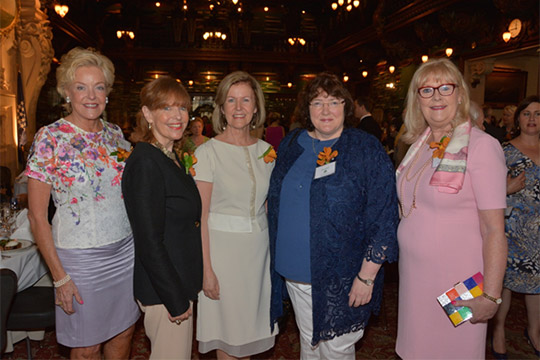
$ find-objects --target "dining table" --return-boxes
[1,227,51,353]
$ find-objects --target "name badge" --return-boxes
[118,139,132,151]
[314,162,336,179]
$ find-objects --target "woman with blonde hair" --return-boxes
[194,71,277,359]
[26,47,139,359]
[395,58,507,358]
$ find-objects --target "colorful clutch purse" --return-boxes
[437,272,484,326]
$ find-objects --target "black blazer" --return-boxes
[122,142,203,317]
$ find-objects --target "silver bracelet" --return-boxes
[53,274,71,288]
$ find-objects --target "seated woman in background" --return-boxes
[491,95,540,359]
[264,111,285,150]
[122,76,203,360]
[182,116,209,154]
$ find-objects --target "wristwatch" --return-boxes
[356,274,374,286]
[481,292,502,305]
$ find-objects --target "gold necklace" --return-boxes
[399,129,454,218]
[152,142,180,166]
[399,141,431,218]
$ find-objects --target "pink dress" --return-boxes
[396,128,506,359]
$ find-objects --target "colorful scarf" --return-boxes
[396,120,471,194]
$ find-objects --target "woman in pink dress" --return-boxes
[395,58,508,359]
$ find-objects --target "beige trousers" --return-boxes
[139,302,193,360]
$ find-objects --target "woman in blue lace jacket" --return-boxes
[267,72,398,359]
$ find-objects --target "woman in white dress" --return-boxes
[194,71,277,359]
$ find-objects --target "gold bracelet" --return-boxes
[481,292,502,305]
[53,274,71,288]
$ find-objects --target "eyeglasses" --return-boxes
[417,84,457,98]
[309,99,345,109]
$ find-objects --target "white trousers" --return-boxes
[286,280,364,360]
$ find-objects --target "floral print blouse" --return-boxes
[25,118,132,249]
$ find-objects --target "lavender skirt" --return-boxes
[55,234,140,347]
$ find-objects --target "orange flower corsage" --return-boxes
[110,147,132,162]
[181,152,197,176]
[258,146,277,163]
[317,147,338,166]
[429,136,450,159]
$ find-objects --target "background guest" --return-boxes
[268,72,398,359]
[353,96,382,141]
[182,116,209,154]
[25,47,139,359]
[470,101,486,131]
[264,111,285,150]
[122,76,203,359]
[395,58,507,359]
[501,104,517,141]
[482,104,505,142]
[491,95,540,359]
[194,71,277,359]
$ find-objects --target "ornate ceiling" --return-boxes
[40,0,538,93]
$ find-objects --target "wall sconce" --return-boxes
[287,82,293,88]
[421,55,429,63]
[232,0,239,4]
[203,32,227,40]
[389,66,395,74]
[188,80,194,86]
[288,37,306,46]
[264,7,269,11]
[362,71,368,78]
[54,4,69,17]
[343,75,349,82]
[332,0,360,10]
[502,32,511,43]
[445,48,453,57]
[155,2,161,7]
[117,30,135,39]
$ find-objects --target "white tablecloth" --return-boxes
[0,243,48,292]
[1,242,51,353]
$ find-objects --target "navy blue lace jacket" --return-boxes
[268,128,399,345]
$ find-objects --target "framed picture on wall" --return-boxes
[484,69,527,108]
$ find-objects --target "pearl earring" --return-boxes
[105,97,109,104]
[66,96,71,103]
[148,123,152,130]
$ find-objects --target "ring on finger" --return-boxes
[175,320,181,325]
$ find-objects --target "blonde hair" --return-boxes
[212,71,266,134]
[56,47,115,100]
[130,76,192,143]
[402,58,470,144]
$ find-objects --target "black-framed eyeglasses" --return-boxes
[417,84,457,98]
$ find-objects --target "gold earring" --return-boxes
[148,123,152,130]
